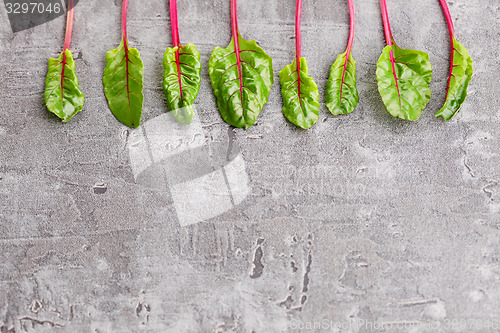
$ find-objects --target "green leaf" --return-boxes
[163,43,201,125]
[103,40,144,128]
[209,32,273,129]
[325,51,359,115]
[279,57,319,129]
[43,50,84,122]
[376,43,432,121]
[436,37,473,121]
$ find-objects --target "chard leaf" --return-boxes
[436,37,473,121]
[376,43,432,121]
[279,57,319,129]
[209,32,274,129]
[326,51,359,115]
[103,40,144,128]
[163,43,201,125]
[43,49,84,122]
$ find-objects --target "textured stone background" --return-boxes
[1,0,499,332]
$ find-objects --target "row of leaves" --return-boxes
[44,0,473,130]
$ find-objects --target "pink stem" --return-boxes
[438,0,455,98]
[170,0,183,101]
[295,0,302,60]
[60,0,76,106]
[231,0,244,110]
[230,0,239,42]
[345,0,355,54]
[170,0,181,47]
[295,0,302,109]
[122,0,128,45]
[338,0,355,108]
[379,0,401,103]
[438,0,455,38]
[121,0,134,125]
[379,0,393,47]
[63,0,74,50]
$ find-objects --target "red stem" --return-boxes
[438,0,455,38]
[121,0,134,125]
[379,0,393,47]
[230,0,239,39]
[338,0,355,108]
[345,0,355,54]
[170,0,181,47]
[60,0,75,108]
[231,0,244,111]
[169,0,184,101]
[295,0,302,60]
[439,0,455,98]
[63,0,74,50]
[295,0,302,108]
[122,0,128,45]
[379,0,401,104]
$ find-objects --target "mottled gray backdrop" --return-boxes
[1,0,499,332]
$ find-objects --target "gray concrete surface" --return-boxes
[1,0,499,332]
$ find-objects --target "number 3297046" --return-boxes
[5,2,61,14]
